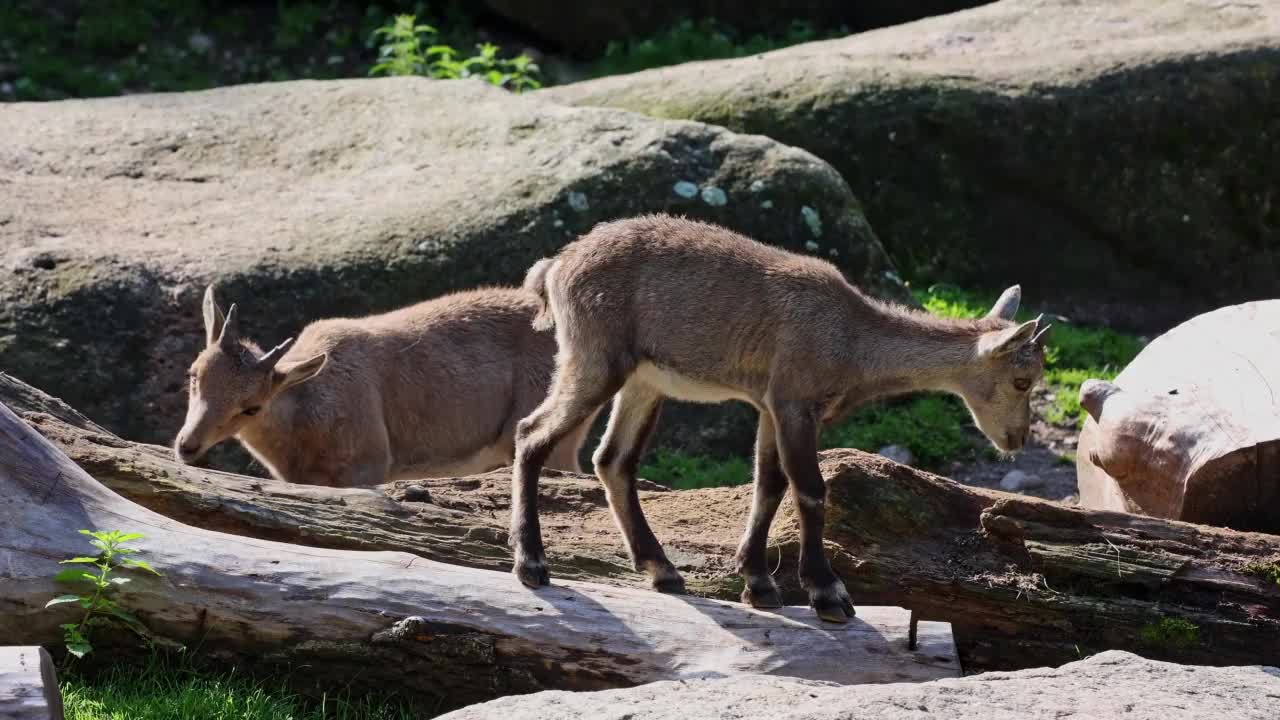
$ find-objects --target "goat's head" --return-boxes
[953,285,1050,453]
[173,284,327,464]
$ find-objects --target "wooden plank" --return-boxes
[0,647,63,720]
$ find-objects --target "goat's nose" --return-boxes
[177,439,200,457]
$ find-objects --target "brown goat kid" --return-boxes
[512,214,1049,623]
[174,285,592,486]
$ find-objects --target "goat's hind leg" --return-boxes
[511,359,620,588]
[594,379,684,593]
[734,411,787,608]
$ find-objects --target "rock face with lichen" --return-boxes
[547,0,1280,330]
[436,650,1280,720]
[0,77,900,468]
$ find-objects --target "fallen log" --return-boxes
[3,372,1279,672]
[0,395,959,712]
[0,647,63,720]
[1077,300,1280,532]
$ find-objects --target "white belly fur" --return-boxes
[635,362,752,405]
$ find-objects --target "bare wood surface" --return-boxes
[0,647,64,720]
[0,394,959,712]
[3,372,1279,675]
[1077,300,1280,532]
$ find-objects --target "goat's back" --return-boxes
[284,287,556,470]
[548,215,864,382]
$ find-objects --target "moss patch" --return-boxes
[1243,562,1280,588]
[1139,617,1200,649]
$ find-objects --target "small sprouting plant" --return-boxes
[46,529,161,661]
[368,14,542,93]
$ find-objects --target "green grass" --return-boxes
[591,18,839,78]
[61,653,423,720]
[821,394,973,469]
[640,448,752,489]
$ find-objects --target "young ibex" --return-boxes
[174,285,593,486]
[512,214,1049,623]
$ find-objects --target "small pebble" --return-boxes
[878,444,914,466]
[1000,469,1045,492]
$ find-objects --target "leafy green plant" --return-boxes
[368,14,541,92]
[46,530,161,661]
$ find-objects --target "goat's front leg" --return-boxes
[734,410,786,608]
[772,401,856,623]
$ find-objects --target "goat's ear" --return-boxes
[202,284,226,347]
[978,318,1038,358]
[273,353,327,392]
[986,285,1022,320]
[1079,379,1121,422]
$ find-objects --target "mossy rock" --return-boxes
[547,0,1280,331]
[0,77,902,469]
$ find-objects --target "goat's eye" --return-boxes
[242,406,262,417]
[1013,378,1032,392]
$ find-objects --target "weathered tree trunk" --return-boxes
[4,372,1279,674]
[1077,300,1280,532]
[0,393,959,712]
[0,647,63,720]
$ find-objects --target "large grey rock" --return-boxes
[547,0,1280,330]
[0,77,900,466]
[439,650,1280,720]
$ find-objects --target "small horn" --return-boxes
[1032,323,1053,346]
[217,303,240,349]
[259,337,295,370]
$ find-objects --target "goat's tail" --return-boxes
[523,258,557,331]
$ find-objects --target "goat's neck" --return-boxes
[842,307,984,403]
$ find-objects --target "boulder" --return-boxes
[547,0,1280,330]
[0,77,901,467]
[480,1,992,57]
[437,650,1280,720]
[1076,300,1280,532]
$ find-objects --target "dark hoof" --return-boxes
[649,564,687,594]
[741,578,784,609]
[514,559,550,588]
[810,581,856,624]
